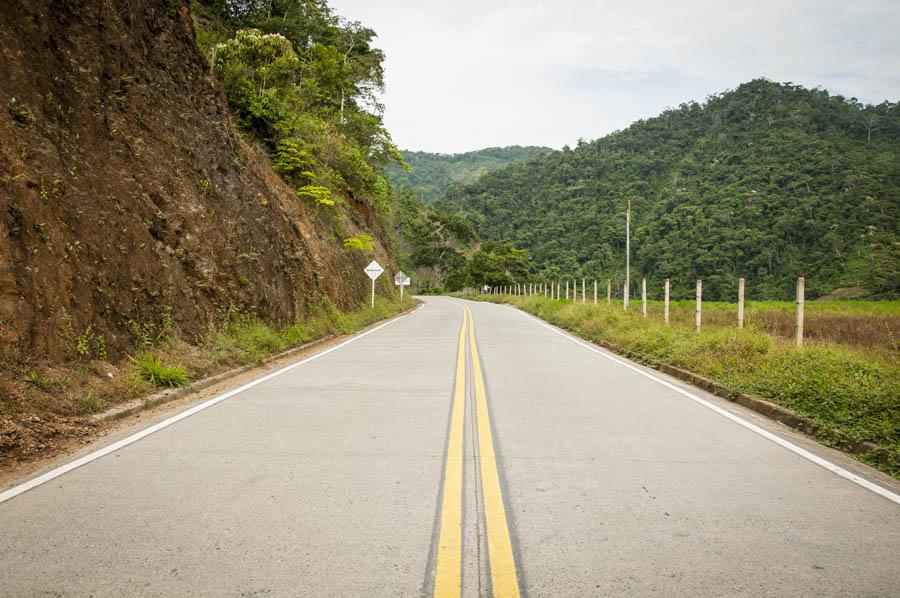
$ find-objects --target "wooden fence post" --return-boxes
[695,279,702,332]
[607,279,611,305]
[664,279,670,324]
[642,278,647,317]
[738,277,745,329]
[593,280,597,304]
[796,277,804,346]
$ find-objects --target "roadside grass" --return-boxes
[123,296,415,394]
[467,293,900,478]
[23,371,62,393]
[202,296,411,367]
[635,300,898,351]
[1,295,415,434]
[129,353,190,388]
[72,392,107,415]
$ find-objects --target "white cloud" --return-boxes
[330,0,900,152]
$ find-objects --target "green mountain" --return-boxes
[388,146,552,203]
[437,80,900,300]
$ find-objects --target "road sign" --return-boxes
[365,260,384,281]
[364,260,384,308]
[394,271,411,300]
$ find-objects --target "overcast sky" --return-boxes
[329,0,900,153]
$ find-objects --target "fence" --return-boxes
[483,276,809,346]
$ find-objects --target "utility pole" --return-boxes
[625,199,631,310]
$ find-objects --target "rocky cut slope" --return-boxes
[0,0,393,364]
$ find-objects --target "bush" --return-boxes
[343,234,375,252]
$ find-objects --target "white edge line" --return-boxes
[0,304,423,505]
[498,303,900,505]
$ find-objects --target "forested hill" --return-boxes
[437,80,899,300]
[387,146,552,203]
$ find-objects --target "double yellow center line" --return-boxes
[434,306,520,597]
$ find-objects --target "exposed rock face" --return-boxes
[0,0,389,361]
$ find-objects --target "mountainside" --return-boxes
[438,80,900,300]
[0,0,395,365]
[387,146,552,203]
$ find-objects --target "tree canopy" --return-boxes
[387,146,552,203]
[438,80,900,300]
[195,0,402,215]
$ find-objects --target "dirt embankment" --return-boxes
[0,0,396,463]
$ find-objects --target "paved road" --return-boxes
[1,297,898,597]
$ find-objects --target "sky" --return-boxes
[329,0,900,154]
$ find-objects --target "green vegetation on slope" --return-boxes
[440,80,900,300]
[194,0,402,223]
[465,293,900,477]
[387,146,552,203]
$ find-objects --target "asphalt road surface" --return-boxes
[2,297,898,597]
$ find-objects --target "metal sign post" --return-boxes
[394,270,411,300]
[365,260,384,308]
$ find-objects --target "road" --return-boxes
[1,297,899,597]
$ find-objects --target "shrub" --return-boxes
[297,184,334,206]
[272,139,316,185]
[343,234,374,252]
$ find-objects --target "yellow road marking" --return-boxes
[467,306,521,598]
[433,308,468,597]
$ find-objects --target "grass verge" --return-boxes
[123,296,415,396]
[1,296,415,465]
[129,353,189,388]
[464,293,900,478]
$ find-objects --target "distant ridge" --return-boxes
[437,79,899,299]
[387,145,552,203]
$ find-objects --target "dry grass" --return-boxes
[625,300,898,353]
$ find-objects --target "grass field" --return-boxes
[466,293,900,478]
[654,300,898,352]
